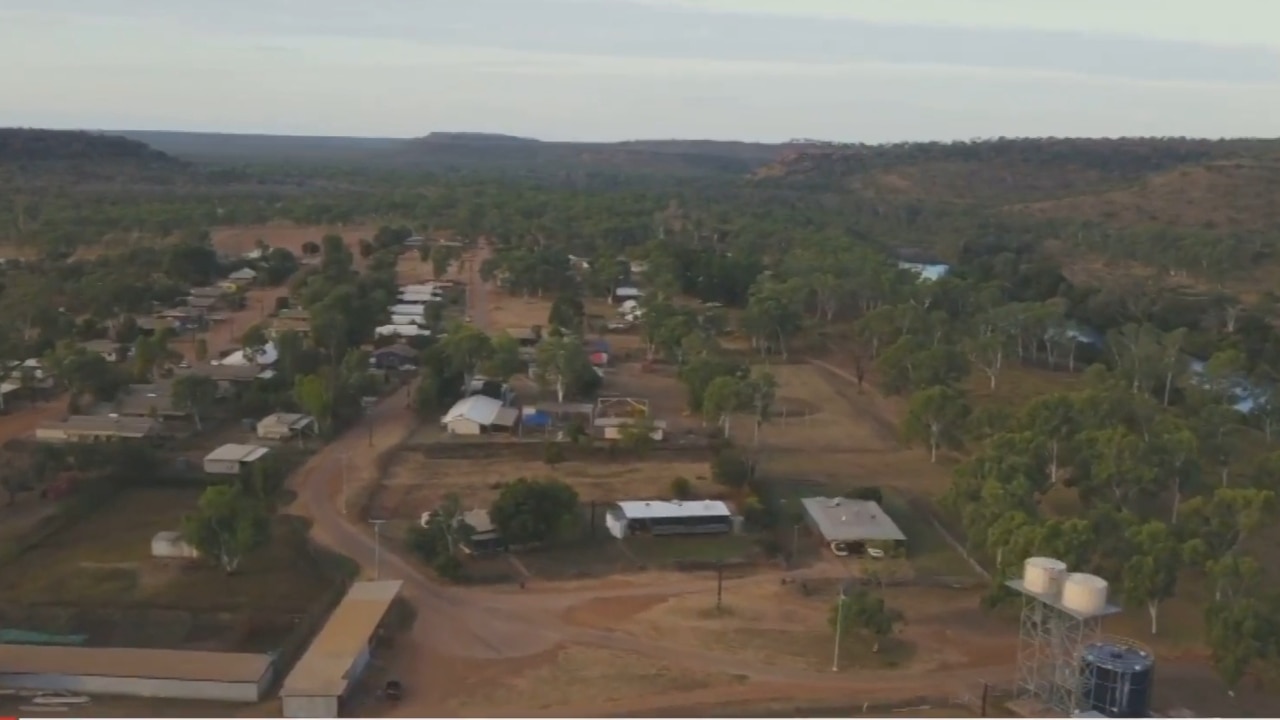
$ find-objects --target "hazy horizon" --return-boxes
[3,0,1278,143]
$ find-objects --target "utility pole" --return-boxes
[339,453,349,515]
[832,587,847,672]
[370,519,387,580]
[716,560,724,611]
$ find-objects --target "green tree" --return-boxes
[534,334,593,403]
[180,485,270,574]
[547,291,585,333]
[1121,521,1182,635]
[480,332,524,381]
[171,373,218,431]
[746,369,777,449]
[490,477,580,546]
[439,323,494,388]
[194,336,209,362]
[902,385,970,463]
[293,374,334,436]
[702,375,748,439]
[830,587,904,654]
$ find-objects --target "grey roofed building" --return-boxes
[227,268,258,281]
[800,497,907,543]
[188,286,227,298]
[114,382,186,418]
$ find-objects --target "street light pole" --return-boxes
[832,587,846,672]
[339,453,349,515]
[370,519,387,580]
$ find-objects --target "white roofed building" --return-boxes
[606,499,734,539]
[441,395,519,435]
[203,443,271,475]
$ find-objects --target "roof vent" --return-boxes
[829,498,841,508]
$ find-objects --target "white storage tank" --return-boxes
[1061,572,1109,615]
[151,530,199,559]
[1023,556,1069,597]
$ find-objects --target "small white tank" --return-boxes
[1023,556,1068,596]
[1061,573,1109,615]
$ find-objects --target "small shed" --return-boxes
[227,268,258,282]
[81,339,125,363]
[256,413,317,441]
[800,497,907,556]
[203,443,270,475]
[612,287,644,301]
[151,531,199,559]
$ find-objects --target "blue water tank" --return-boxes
[1080,641,1155,718]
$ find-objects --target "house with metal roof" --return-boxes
[440,395,518,435]
[606,500,734,539]
[800,496,907,556]
[35,416,160,443]
[203,443,271,475]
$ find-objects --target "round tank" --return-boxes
[1080,641,1155,718]
[1061,573,1109,615]
[1023,556,1069,596]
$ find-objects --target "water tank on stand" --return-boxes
[1080,640,1155,718]
[1023,556,1069,598]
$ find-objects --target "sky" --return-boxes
[1,0,1278,143]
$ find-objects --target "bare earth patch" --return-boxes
[443,645,745,715]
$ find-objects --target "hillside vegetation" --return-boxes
[753,137,1280,289]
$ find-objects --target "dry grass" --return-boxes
[445,646,745,714]
[488,291,555,331]
[750,364,953,495]
[373,454,716,522]
[209,222,381,258]
[612,579,1011,675]
[0,488,332,614]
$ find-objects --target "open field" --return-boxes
[0,488,336,652]
[444,645,749,715]
[209,222,380,258]
[567,579,1010,677]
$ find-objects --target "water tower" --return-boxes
[1007,558,1122,715]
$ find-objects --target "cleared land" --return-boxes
[209,222,380,258]
[0,488,336,652]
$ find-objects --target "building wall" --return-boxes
[445,418,483,435]
[0,673,267,702]
[34,428,69,442]
[282,694,339,718]
[257,425,293,440]
[204,458,242,475]
[605,510,629,539]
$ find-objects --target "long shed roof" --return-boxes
[0,645,271,683]
[800,497,907,542]
[613,499,731,520]
[280,580,402,697]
